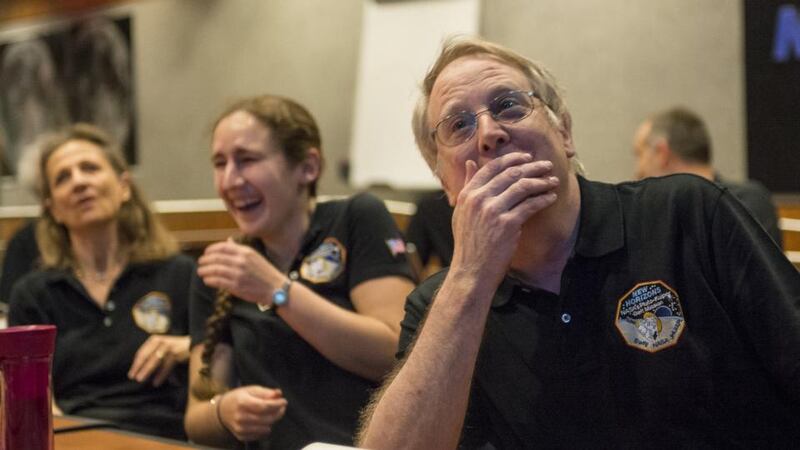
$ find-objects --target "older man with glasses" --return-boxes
[358,37,800,449]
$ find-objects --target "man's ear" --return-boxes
[433,158,458,207]
[299,147,322,186]
[441,179,457,207]
[653,138,672,169]
[557,112,576,158]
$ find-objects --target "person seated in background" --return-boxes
[184,95,415,449]
[8,123,194,440]
[405,190,453,280]
[1,136,47,306]
[358,36,800,449]
[633,106,783,248]
[0,220,38,305]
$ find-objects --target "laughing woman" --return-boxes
[8,124,194,439]
[184,95,415,449]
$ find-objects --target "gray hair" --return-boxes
[646,107,711,164]
[412,36,584,176]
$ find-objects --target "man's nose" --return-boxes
[476,112,509,153]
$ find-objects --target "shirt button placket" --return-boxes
[103,300,116,327]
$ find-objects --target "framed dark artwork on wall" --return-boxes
[0,14,135,177]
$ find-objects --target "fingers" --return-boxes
[463,152,535,192]
[230,423,273,442]
[448,153,562,283]
[198,244,239,273]
[151,355,177,387]
[129,349,161,383]
[459,153,555,210]
[239,386,287,419]
[237,398,288,423]
[197,246,246,289]
[199,240,252,266]
[198,242,284,305]
[196,264,236,291]
[500,189,559,227]
[128,336,160,381]
[464,159,479,186]
[129,335,189,385]
[197,242,255,290]
[163,335,191,363]
[468,155,555,200]
[241,385,282,398]
[219,386,288,442]
[197,254,238,275]
[458,154,558,222]
[490,168,559,216]
[203,239,245,256]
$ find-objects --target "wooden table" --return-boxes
[54,416,207,450]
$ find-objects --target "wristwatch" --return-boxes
[258,278,293,312]
[272,279,293,307]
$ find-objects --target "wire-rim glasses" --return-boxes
[431,90,538,147]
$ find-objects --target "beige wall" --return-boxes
[483,0,744,184]
[133,0,363,200]
[1,0,746,205]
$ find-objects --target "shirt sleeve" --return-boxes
[8,275,52,326]
[724,180,783,249]
[710,189,800,402]
[345,193,414,288]
[397,270,446,359]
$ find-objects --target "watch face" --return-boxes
[273,289,288,306]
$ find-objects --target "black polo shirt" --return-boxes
[9,254,195,440]
[400,175,800,449]
[190,193,413,450]
[715,175,783,248]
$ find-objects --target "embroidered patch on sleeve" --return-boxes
[615,280,685,353]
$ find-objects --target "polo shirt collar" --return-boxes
[492,276,518,307]
[250,204,325,266]
[43,262,148,286]
[300,203,325,254]
[491,176,625,307]
[44,267,87,283]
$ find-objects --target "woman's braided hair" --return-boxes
[192,235,253,400]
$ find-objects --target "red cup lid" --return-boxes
[0,325,57,358]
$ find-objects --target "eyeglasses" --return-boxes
[431,90,538,147]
